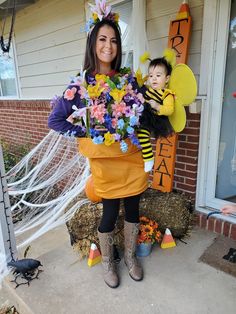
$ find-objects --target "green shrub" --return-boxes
[0,140,30,173]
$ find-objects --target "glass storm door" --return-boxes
[205,0,236,210]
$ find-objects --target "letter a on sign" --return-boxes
[152,135,178,192]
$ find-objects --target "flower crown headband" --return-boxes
[84,0,120,33]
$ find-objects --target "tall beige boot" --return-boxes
[124,221,143,281]
[97,229,119,288]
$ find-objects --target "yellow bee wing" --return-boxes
[168,63,197,132]
[169,99,186,133]
[168,63,197,106]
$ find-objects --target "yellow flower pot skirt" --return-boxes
[77,138,149,199]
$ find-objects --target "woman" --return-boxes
[48,4,148,289]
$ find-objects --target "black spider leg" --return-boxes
[11,273,31,289]
[28,268,43,280]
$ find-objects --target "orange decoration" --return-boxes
[153,2,192,192]
[167,2,192,64]
[85,175,102,203]
[152,134,178,192]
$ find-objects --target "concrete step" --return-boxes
[2,227,236,314]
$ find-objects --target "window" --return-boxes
[112,0,133,68]
[0,42,18,98]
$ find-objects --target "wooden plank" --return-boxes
[152,135,178,192]
[21,85,67,99]
[147,6,203,41]
[16,24,86,55]
[147,0,203,20]
[19,55,84,77]
[149,29,202,56]
[17,39,86,66]
[20,71,80,88]
[152,1,194,192]
[15,0,84,43]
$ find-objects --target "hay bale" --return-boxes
[139,189,193,238]
[66,188,193,257]
[66,202,124,258]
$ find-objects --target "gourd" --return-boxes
[85,175,102,203]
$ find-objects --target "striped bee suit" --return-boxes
[137,87,175,162]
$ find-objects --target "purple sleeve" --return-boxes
[48,85,86,137]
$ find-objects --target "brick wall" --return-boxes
[0,100,200,198]
[0,100,51,149]
[174,109,200,199]
[195,212,236,240]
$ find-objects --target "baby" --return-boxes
[137,56,175,172]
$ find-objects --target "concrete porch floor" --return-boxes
[1,225,236,314]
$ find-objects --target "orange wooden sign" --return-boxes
[152,134,178,192]
[152,2,191,192]
[168,2,192,64]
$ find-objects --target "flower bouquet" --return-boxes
[67,68,144,152]
[136,216,162,257]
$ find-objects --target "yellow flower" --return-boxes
[135,68,148,88]
[110,87,127,103]
[104,132,115,146]
[92,13,98,21]
[87,84,104,99]
[114,13,119,23]
[139,51,150,64]
[95,74,108,83]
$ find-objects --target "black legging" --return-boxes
[99,194,141,233]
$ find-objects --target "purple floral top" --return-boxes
[48,83,86,137]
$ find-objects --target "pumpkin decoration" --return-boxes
[85,175,102,203]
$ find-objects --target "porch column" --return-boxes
[0,144,17,262]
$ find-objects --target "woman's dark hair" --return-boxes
[148,57,172,76]
[83,19,122,74]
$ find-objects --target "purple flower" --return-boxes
[50,95,61,109]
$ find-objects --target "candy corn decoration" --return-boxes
[161,228,176,249]
[87,243,101,267]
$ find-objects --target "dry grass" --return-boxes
[67,188,193,257]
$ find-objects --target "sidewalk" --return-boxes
[1,225,236,314]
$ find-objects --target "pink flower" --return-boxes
[90,101,107,123]
[79,86,88,99]
[126,83,135,96]
[112,118,118,128]
[64,87,77,100]
[112,101,127,118]
[233,91,236,98]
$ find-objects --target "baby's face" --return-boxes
[148,65,169,90]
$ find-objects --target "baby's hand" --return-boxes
[148,99,159,111]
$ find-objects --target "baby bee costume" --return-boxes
[136,49,197,171]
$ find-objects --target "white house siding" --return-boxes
[146,0,203,87]
[13,0,86,99]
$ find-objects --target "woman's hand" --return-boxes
[66,114,74,124]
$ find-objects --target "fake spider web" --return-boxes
[7,131,90,249]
